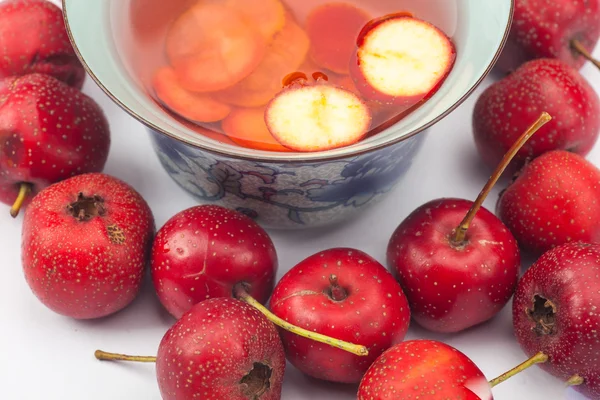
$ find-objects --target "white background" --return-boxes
[0,1,598,399]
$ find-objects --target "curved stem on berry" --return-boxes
[451,112,552,244]
[94,350,157,363]
[10,182,32,218]
[233,283,368,357]
[489,352,549,388]
[571,40,600,71]
[566,375,585,387]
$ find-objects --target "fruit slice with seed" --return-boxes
[265,84,371,152]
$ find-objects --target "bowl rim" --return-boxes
[62,0,514,163]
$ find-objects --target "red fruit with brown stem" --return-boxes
[95,297,287,400]
[0,73,110,217]
[151,204,278,319]
[496,0,600,73]
[358,340,493,400]
[510,242,600,399]
[497,150,600,254]
[268,248,411,383]
[386,113,551,333]
[0,0,85,88]
[22,173,155,319]
[473,58,600,171]
[149,207,369,361]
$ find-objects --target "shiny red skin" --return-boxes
[269,248,411,384]
[513,243,600,399]
[157,297,286,400]
[0,0,85,88]
[498,150,600,255]
[387,198,520,333]
[496,0,600,72]
[0,74,110,208]
[358,340,493,400]
[22,173,155,319]
[151,205,278,319]
[473,59,600,171]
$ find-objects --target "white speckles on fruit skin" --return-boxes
[357,340,488,400]
[156,297,286,400]
[151,205,278,319]
[0,0,85,87]
[513,242,600,399]
[498,150,600,254]
[0,74,110,206]
[387,198,520,334]
[21,173,155,319]
[496,0,600,71]
[268,248,411,384]
[473,58,600,171]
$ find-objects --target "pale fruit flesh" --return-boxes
[265,85,372,152]
[355,16,455,101]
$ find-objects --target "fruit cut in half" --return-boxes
[152,67,231,123]
[352,15,456,104]
[265,84,372,152]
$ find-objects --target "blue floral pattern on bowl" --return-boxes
[150,130,427,229]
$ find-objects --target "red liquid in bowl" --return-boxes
[113,0,458,152]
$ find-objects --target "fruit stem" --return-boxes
[571,40,600,70]
[328,275,348,301]
[10,182,32,218]
[451,112,552,244]
[94,350,157,363]
[233,284,368,357]
[489,352,549,388]
[566,375,585,387]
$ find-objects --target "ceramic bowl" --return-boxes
[62,0,513,229]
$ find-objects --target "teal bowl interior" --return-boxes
[62,0,514,163]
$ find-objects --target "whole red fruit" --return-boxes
[513,242,600,399]
[157,297,286,400]
[0,0,85,88]
[473,59,600,171]
[151,205,278,319]
[358,340,493,400]
[387,198,520,333]
[268,248,411,384]
[22,173,155,319]
[496,0,600,72]
[497,150,600,254]
[0,74,110,211]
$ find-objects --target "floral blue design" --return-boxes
[149,130,426,228]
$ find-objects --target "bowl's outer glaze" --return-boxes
[150,129,427,228]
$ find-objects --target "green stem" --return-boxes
[10,182,32,218]
[489,352,549,388]
[233,284,368,357]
